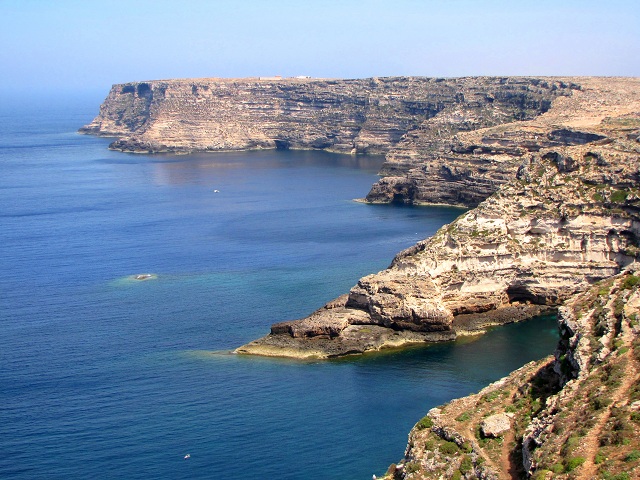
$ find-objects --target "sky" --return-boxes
[0,0,639,96]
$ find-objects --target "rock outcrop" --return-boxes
[382,269,640,480]
[237,77,640,359]
[79,76,573,155]
[83,75,640,477]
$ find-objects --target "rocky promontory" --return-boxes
[80,76,573,156]
[82,76,640,360]
[84,76,640,477]
[236,77,640,359]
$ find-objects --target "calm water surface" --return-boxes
[0,92,559,479]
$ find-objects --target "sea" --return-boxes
[0,91,559,480]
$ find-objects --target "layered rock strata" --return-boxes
[82,76,640,360]
[382,269,640,480]
[80,77,573,155]
[237,78,640,359]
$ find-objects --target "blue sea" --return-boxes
[0,92,559,479]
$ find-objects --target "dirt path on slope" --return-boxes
[577,333,639,479]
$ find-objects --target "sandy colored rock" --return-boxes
[480,413,512,438]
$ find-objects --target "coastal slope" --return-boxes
[382,269,640,480]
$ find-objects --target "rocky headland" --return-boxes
[84,75,640,478]
[82,76,640,360]
[236,78,640,359]
[80,76,573,156]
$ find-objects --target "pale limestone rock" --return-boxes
[481,413,512,438]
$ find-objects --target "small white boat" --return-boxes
[184,453,191,460]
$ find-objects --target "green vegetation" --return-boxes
[455,412,471,422]
[621,274,640,290]
[600,407,633,446]
[550,462,564,473]
[532,470,550,480]
[459,455,473,474]
[405,462,420,474]
[600,472,630,480]
[562,435,580,457]
[565,456,585,471]
[440,441,459,455]
[481,390,503,403]
[416,415,433,430]
[624,450,640,462]
[610,189,629,203]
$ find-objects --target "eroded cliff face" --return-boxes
[366,78,637,207]
[79,76,572,155]
[237,78,640,359]
[383,270,640,480]
[82,76,640,361]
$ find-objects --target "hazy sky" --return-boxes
[1,0,638,94]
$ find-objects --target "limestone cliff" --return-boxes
[382,269,640,480]
[83,75,640,477]
[81,76,640,362]
[79,77,572,155]
[366,78,638,207]
[237,78,640,359]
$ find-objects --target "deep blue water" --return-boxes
[0,92,559,479]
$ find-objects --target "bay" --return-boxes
[0,92,558,479]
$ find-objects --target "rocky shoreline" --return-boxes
[235,298,554,359]
[382,269,640,480]
[83,75,640,478]
[82,76,640,361]
[234,77,640,360]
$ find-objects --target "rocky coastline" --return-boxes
[84,75,640,478]
[82,76,640,362]
[382,268,640,479]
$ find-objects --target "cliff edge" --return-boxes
[83,76,640,477]
[81,76,640,360]
[80,76,572,156]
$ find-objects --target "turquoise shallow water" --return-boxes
[0,93,559,479]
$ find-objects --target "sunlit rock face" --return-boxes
[80,76,572,155]
[235,78,640,358]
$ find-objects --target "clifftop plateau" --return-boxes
[80,76,574,156]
